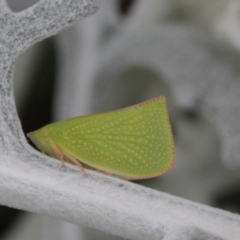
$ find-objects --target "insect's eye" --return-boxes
[41,130,47,136]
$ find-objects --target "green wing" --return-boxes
[50,97,174,180]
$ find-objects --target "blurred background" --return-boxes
[1,0,240,239]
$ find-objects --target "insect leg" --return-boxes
[46,138,86,176]
[95,169,113,177]
[61,151,86,177]
[46,139,65,167]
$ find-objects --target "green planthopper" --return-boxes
[27,97,174,180]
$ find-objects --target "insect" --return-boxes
[27,97,174,180]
